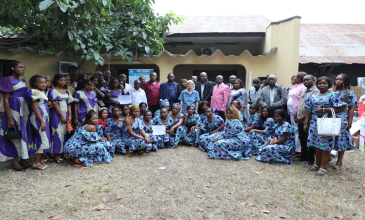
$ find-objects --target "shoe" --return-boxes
[12,165,26,171]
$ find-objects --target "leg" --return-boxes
[336,151,345,168]
[33,154,49,169]
[12,158,24,170]
[307,146,315,164]
[218,111,225,121]
[320,150,331,170]
[298,124,308,160]
[315,148,321,168]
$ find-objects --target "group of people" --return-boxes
[0,60,356,176]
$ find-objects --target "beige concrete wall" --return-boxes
[164,44,260,56]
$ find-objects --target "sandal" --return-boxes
[32,162,49,170]
[19,160,32,169]
[333,165,342,172]
[310,164,319,171]
[316,168,327,176]
[12,165,26,171]
[54,158,64,163]
[74,164,86,167]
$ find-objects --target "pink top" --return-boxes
[211,83,230,111]
[288,83,306,115]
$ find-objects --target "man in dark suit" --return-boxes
[194,72,214,103]
[225,75,237,90]
[160,73,180,108]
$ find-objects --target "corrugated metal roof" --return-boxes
[167,16,272,35]
[299,24,365,64]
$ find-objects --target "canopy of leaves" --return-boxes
[0,0,182,65]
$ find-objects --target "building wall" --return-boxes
[164,44,260,56]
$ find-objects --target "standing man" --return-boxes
[258,75,287,112]
[139,76,146,85]
[226,75,237,90]
[249,78,262,113]
[211,75,230,120]
[194,72,214,103]
[130,80,147,107]
[160,73,180,108]
[295,75,318,165]
[192,76,198,84]
[103,70,111,85]
[94,71,103,81]
[142,72,161,114]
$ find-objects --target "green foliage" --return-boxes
[0,0,183,65]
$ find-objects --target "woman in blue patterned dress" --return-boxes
[120,105,129,121]
[142,110,159,151]
[256,109,297,164]
[48,74,74,163]
[73,79,98,124]
[182,106,201,146]
[65,110,113,167]
[304,76,348,176]
[151,108,173,149]
[106,77,129,118]
[26,75,52,170]
[333,73,356,170]
[124,105,153,155]
[243,104,261,132]
[198,101,210,122]
[138,102,147,120]
[154,99,171,118]
[198,107,225,152]
[227,79,249,121]
[247,107,276,155]
[167,103,185,148]
[0,61,31,171]
[206,106,250,160]
[105,106,124,154]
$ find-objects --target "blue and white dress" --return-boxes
[167,113,186,148]
[104,118,124,154]
[244,114,261,130]
[206,119,250,160]
[198,115,225,152]
[247,118,276,155]
[141,120,159,151]
[256,122,297,164]
[151,116,173,148]
[182,114,201,146]
[124,117,153,153]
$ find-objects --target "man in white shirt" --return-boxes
[130,80,147,107]
[119,74,133,93]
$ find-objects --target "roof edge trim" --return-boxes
[267,16,301,29]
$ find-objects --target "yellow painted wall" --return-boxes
[164,44,260,56]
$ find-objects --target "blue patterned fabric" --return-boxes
[182,114,201,146]
[305,92,347,151]
[333,90,357,151]
[256,122,297,164]
[124,118,153,153]
[199,115,225,152]
[178,89,200,112]
[244,114,261,129]
[64,125,113,166]
[168,113,186,148]
[151,116,173,149]
[141,120,159,151]
[105,118,124,154]
[246,118,276,155]
[206,119,250,160]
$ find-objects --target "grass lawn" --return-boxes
[0,146,364,220]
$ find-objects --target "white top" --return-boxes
[269,86,276,105]
[130,88,147,107]
[124,83,133,94]
[200,84,205,98]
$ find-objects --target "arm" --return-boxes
[159,83,164,100]
[140,129,151,143]
[124,118,145,139]
[347,106,355,130]
[31,101,46,131]
[222,86,230,110]
[169,118,183,134]
[183,112,189,126]
[2,93,15,128]
[270,132,288,145]
[249,129,265,134]
[244,124,256,132]
[74,103,79,124]
[303,112,311,132]
[52,101,67,123]
[93,86,105,98]
[209,122,225,135]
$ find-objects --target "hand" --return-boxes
[209,131,215,135]
[185,110,189,117]
[61,116,67,124]
[145,137,152,143]
[187,132,192,138]
[190,126,195,132]
[269,137,278,144]
[346,123,352,130]
[303,124,308,132]
[212,139,218,143]
[147,129,153,133]
[73,119,79,125]
[100,137,107,141]
[41,122,47,131]
[68,115,72,122]
[91,84,95,89]
[8,118,15,129]
[249,129,256,134]
[166,129,174,136]
[195,110,198,114]
[314,108,324,114]
[106,93,112,98]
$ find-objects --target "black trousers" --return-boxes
[148,105,160,116]
[217,111,226,121]
[298,123,315,163]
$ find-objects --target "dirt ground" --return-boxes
[0,146,364,220]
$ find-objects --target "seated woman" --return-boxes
[167,103,185,148]
[98,107,108,131]
[198,107,225,152]
[206,106,250,160]
[64,110,113,167]
[138,102,148,120]
[247,107,276,155]
[256,109,296,164]
[151,108,172,149]
[154,99,171,118]
[141,110,158,151]
[230,100,245,123]
[198,101,210,122]
[119,105,129,120]
[105,107,125,153]
[182,106,201,146]
[123,105,153,155]
[243,104,261,131]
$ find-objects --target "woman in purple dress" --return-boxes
[0,61,31,171]
[73,79,98,124]
[106,77,130,118]
[48,74,74,163]
[26,75,51,170]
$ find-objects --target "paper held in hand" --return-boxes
[152,125,166,135]
[118,95,132,104]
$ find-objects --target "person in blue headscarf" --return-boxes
[154,99,171,118]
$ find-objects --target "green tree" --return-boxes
[0,0,182,65]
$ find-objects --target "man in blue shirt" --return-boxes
[160,73,180,108]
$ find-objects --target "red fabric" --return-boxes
[98,119,107,130]
[141,80,161,105]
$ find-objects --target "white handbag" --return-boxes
[317,108,347,136]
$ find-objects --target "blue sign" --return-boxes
[128,69,154,84]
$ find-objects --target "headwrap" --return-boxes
[172,103,181,110]
[159,99,170,107]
